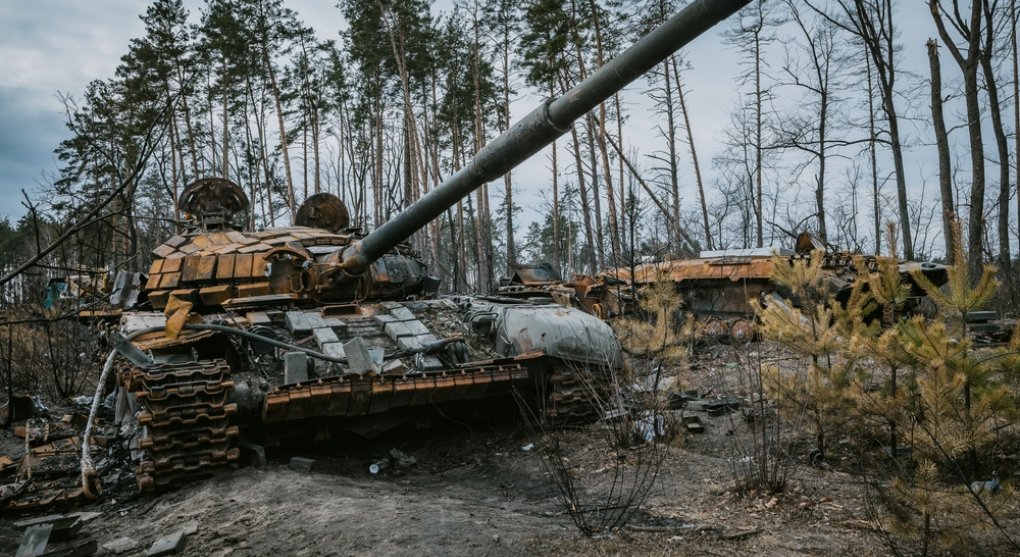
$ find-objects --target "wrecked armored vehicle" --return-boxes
[611,233,949,343]
[113,179,621,490]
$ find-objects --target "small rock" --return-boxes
[146,531,185,557]
[289,457,316,472]
[69,511,102,523]
[180,521,199,536]
[492,534,500,544]
[103,536,139,554]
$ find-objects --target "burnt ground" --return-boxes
[2,343,1019,556]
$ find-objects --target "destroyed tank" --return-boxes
[609,232,949,343]
[108,0,751,492]
[113,179,621,490]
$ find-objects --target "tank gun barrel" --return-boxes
[341,0,749,275]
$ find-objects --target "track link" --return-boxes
[545,363,614,424]
[120,359,239,491]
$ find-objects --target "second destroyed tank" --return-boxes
[609,233,949,344]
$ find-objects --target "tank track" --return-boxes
[545,363,614,424]
[120,359,240,491]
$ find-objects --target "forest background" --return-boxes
[0,0,1017,303]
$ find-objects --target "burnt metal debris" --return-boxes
[609,233,949,343]
[503,232,950,344]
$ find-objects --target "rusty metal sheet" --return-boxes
[181,256,203,282]
[191,235,212,250]
[348,381,371,415]
[3,436,105,512]
[251,254,268,278]
[168,288,199,304]
[234,254,254,278]
[193,255,217,280]
[390,379,417,408]
[152,244,176,258]
[238,243,271,254]
[266,235,299,246]
[144,273,163,291]
[199,285,234,306]
[147,290,169,309]
[285,389,311,421]
[165,235,187,248]
[159,273,181,289]
[367,382,394,413]
[163,295,194,339]
[216,254,236,279]
[236,281,270,298]
[208,232,232,246]
[162,257,183,273]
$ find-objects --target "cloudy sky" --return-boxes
[0,0,342,221]
[0,1,954,250]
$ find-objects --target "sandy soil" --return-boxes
[57,427,885,557]
[2,343,1018,556]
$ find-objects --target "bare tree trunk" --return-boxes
[552,137,561,276]
[1014,0,1020,254]
[753,12,764,248]
[928,39,957,263]
[674,60,713,250]
[584,114,606,269]
[168,109,181,224]
[264,50,295,221]
[374,90,384,228]
[174,54,200,179]
[570,124,598,273]
[254,80,276,227]
[615,93,627,252]
[589,0,620,268]
[865,50,881,254]
[222,58,230,179]
[980,0,1012,287]
[312,104,321,194]
[469,6,491,292]
[930,0,985,274]
[657,56,682,251]
[885,77,912,259]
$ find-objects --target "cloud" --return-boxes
[0,85,69,219]
[0,1,146,219]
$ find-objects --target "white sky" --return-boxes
[0,1,980,255]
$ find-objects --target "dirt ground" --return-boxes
[2,343,1018,556]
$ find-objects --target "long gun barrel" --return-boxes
[341,0,749,274]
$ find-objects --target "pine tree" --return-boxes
[757,251,865,458]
